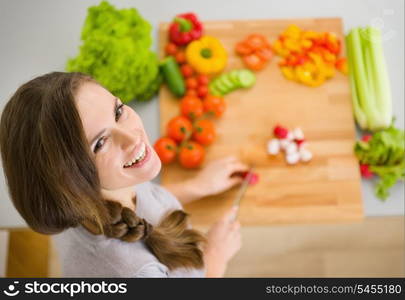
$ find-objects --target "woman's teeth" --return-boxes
[124,143,146,167]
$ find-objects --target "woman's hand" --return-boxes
[190,155,250,198]
[204,206,242,277]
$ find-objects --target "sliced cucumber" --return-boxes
[209,82,223,96]
[218,75,235,92]
[228,71,242,88]
[237,69,256,88]
[209,69,256,96]
[212,78,230,95]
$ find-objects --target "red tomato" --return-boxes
[180,64,194,78]
[179,141,205,169]
[243,53,266,71]
[185,77,198,89]
[175,51,187,64]
[197,85,209,98]
[255,47,273,62]
[235,41,254,56]
[196,74,210,86]
[153,137,177,164]
[180,96,204,120]
[246,34,269,50]
[186,89,198,97]
[203,94,226,118]
[165,43,178,56]
[166,116,193,143]
[192,119,216,146]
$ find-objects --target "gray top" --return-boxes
[52,181,206,278]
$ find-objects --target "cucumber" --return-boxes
[228,70,243,88]
[211,78,229,95]
[218,75,235,92]
[208,68,256,96]
[160,56,185,97]
[210,86,223,96]
[236,69,256,88]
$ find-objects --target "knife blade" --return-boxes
[231,165,254,221]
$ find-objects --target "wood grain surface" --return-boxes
[158,18,364,226]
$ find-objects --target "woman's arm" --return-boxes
[204,206,241,277]
[164,179,205,205]
[164,156,249,205]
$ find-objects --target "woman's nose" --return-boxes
[112,127,141,151]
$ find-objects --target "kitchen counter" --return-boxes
[0,0,403,228]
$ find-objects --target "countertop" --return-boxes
[0,0,403,228]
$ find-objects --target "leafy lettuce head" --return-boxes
[66,1,161,102]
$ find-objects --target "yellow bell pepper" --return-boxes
[185,35,227,75]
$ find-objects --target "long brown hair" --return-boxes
[0,72,206,271]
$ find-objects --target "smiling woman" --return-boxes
[0,72,246,278]
[0,72,210,277]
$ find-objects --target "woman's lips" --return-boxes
[123,141,145,167]
[123,144,151,168]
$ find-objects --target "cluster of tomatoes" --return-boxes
[235,33,273,71]
[154,42,227,169]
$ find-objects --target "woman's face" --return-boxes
[75,82,161,190]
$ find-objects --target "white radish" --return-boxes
[286,131,294,141]
[267,139,280,155]
[286,152,300,164]
[279,139,291,151]
[292,127,304,140]
[285,142,298,154]
[299,148,313,162]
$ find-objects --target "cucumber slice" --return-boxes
[212,78,231,95]
[228,71,242,88]
[218,75,236,92]
[237,69,256,88]
[209,82,224,96]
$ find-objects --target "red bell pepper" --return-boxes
[169,13,203,46]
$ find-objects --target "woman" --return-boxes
[0,72,249,277]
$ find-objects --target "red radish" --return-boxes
[267,139,280,155]
[360,164,374,178]
[279,139,291,150]
[292,127,304,140]
[273,125,289,139]
[295,139,306,147]
[286,152,300,164]
[234,171,260,185]
[299,148,312,162]
[361,135,372,142]
[285,142,298,154]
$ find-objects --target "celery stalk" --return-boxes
[345,26,393,131]
[363,27,392,129]
[346,34,368,129]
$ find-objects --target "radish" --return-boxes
[292,127,304,140]
[273,125,289,139]
[279,139,291,150]
[286,152,300,164]
[299,148,313,162]
[285,142,298,155]
[267,139,280,155]
[269,124,313,165]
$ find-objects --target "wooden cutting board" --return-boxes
[158,18,364,226]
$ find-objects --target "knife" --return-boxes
[231,165,255,221]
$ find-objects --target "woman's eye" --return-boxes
[115,103,124,121]
[93,102,124,154]
[94,137,106,153]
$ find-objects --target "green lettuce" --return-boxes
[355,124,405,200]
[66,1,161,102]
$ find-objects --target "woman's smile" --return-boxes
[123,142,152,168]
